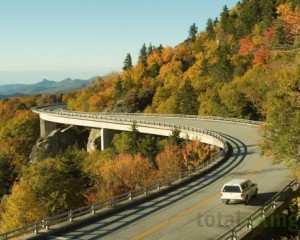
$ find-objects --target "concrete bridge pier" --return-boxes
[101,128,119,150]
[40,119,58,138]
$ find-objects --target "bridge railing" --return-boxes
[0,104,261,239]
[32,103,263,126]
[0,149,226,239]
[216,180,300,240]
[1,105,231,239]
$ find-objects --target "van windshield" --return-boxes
[222,185,241,193]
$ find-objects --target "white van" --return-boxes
[220,179,258,204]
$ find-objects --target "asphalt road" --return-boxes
[44,116,291,240]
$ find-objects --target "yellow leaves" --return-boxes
[0,179,46,232]
[147,50,163,67]
[161,46,174,63]
[181,140,210,170]
[277,3,300,35]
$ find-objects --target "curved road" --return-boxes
[35,110,291,239]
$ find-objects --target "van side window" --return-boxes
[241,182,248,190]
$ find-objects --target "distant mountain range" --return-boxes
[0,77,95,98]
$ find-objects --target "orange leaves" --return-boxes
[239,36,255,56]
[277,3,300,35]
[101,154,155,195]
[238,27,275,65]
[253,46,270,65]
[156,145,183,179]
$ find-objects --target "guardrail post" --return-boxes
[272,201,276,209]
[157,182,160,190]
[34,223,38,234]
[128,191,132,201]
[260,208,265,218]
[247,218,252,229]
[231,229,237,240]
[144,187,147,195]
[69,210,73,222]
[111,197,115,208]
[91,205,95,214]
[43,219,49,230]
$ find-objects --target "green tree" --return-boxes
[206,18,215,39]
[138,43,148,65]
[187,23,198,42]
[220,5,235,35]
[168,128,184,147]
[209,44,233,82]
[123,53,133,70]
[175,79,198,115]
[147,43,153,56]
[112,132,132,154]
[261,65,300,165]
[0,154,16,198]
[114,77,123,99]
[127,121,142,155]
[139,135,159,168]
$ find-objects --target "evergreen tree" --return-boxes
[139,135,159,168]
[114,77,123,99]
[168,128,184,147]
[220,5,235,35]
[206,18,215,39]
[127,121,141,155]
[209,44,233,82]
[175,79,198,115]
[147,43,153,56]
[187,23,198,42]
[0,154,16,198]
[123,53,133,70]
[138,43,148,65]
[260,0,277,29]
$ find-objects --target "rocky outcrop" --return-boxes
[30,125,89,162]
[87,128,102,152]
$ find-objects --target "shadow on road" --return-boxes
[49,133,255,240]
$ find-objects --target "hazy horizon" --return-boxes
[0,0,239,85]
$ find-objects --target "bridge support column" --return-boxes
[40,119,58,138]
[101,128,118,150]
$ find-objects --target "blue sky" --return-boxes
[0,0,239,85]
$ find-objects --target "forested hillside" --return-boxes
[1,0,300,235]
[64,0,300,171]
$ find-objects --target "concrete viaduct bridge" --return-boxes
[1,104,296,240]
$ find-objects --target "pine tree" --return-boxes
[187,23,198,42]
[220,5,235,35]
[114,77,122,99]
[147,43,153,56]
[206,18,215,39]
[127,121,141,155]
[123,53,133,70]
[175,79,198,115]
[138,43,148,65]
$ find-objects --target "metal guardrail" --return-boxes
[33,103,263,126]
[0,104,235,239]
[216,180,300,240]
[0,150,226,239]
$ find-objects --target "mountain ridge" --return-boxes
[0,77,96,98]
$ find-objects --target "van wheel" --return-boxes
[244,196,249,205]
[222,200,229,204]
[254,189,258,198]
